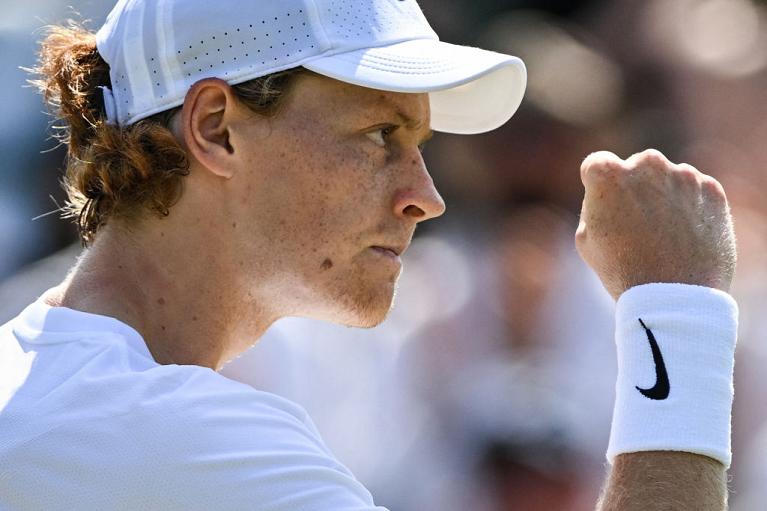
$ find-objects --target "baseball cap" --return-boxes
[95,0,526,134]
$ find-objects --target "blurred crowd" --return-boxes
[3,0,767,509]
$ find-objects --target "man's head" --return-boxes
[32,0,525,328]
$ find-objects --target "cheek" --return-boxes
[287,135,386,215]
[260,140,386,260]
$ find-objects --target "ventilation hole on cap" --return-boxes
[198,68,202,72]
[156,82,160,86]
[245,53,249,57]
[206,52,209,55]
[224,32,228,36]
[188,45,192,48]
[200,40,203,44]
[278,30,281,33]
[249,24,253,28]
[212,36,216,39]
[150,57,154,61]
[236,28,240,32]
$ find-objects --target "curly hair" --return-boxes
[29,21,305,245]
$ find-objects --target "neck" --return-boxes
[44,223,277,371]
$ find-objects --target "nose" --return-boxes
[392,152,446,223]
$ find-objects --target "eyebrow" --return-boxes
[394,110,434,144]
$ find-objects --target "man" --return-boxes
[0,0,737,510]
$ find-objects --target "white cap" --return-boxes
[95,0,526,134]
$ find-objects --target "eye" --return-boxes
[366,125,396,147]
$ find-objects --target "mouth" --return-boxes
[371,244,407,257]
[370,245,405,263]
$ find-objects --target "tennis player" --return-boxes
[0,1,737,509]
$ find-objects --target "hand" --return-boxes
[575,149,736,300]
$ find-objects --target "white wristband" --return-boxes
[607,283,738,468]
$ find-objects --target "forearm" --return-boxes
[596,451,727,511]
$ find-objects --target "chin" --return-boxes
[339,292,395,328]
[317,280,397,328]
[346,309,391,329]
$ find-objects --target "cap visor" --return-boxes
[303,38,526,134]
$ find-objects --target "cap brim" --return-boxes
[303,38,526,135]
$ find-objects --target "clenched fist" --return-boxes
[575,149,736,300]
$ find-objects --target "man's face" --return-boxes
[224,73,445,327]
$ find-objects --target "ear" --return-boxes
[181,78,240,178]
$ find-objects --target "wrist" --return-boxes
[607,283,738,467]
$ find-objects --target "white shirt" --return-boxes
[0,298,386,510]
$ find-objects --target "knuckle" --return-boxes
[675,163,700,182]
[675,162,699,174]
[581,151,625,182]
[574,230,589,258]
[642,149,670,168]
[575,224,587,244]
[702,176,727,199]
[634,148,670,170]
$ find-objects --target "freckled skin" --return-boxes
[221,74,445,327]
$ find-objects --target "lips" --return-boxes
[371,244,406,257]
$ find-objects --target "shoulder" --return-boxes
[119,365,383,509]
[138,364,326,451]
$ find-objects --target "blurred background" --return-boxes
[3,0,767,509]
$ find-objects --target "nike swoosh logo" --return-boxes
[635,318,670,400]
